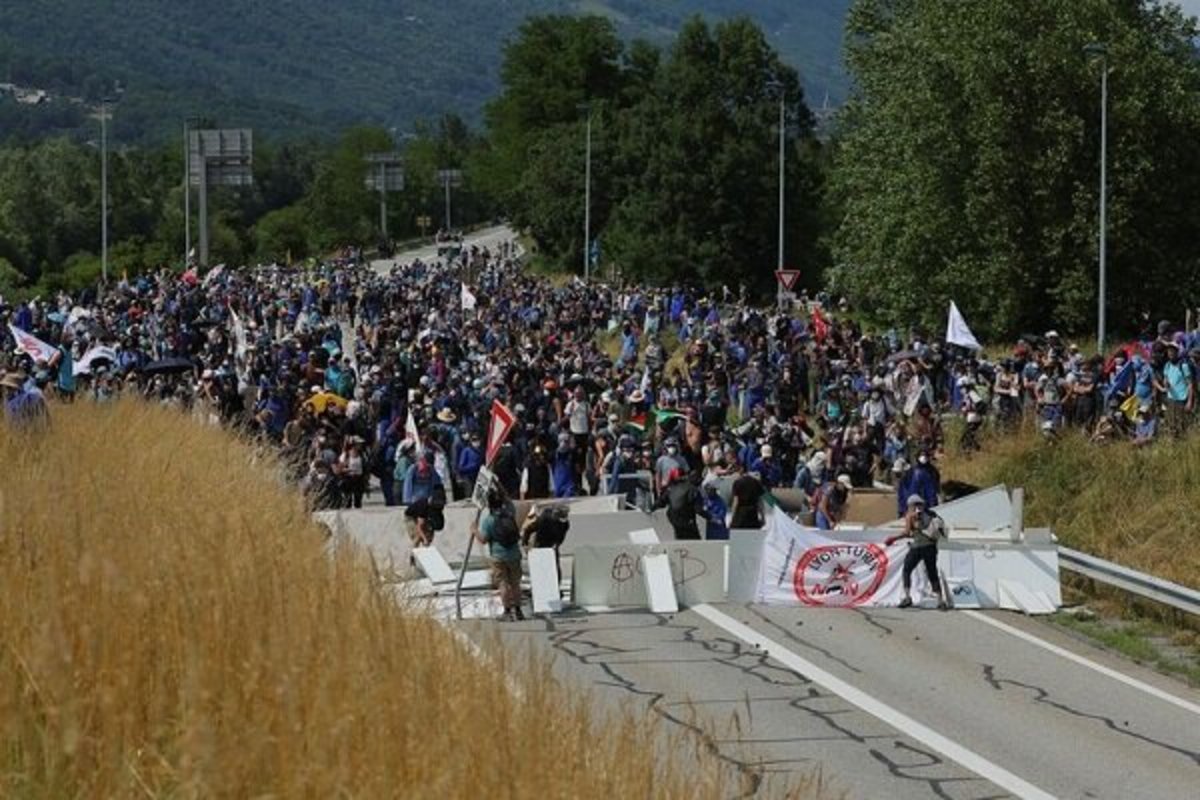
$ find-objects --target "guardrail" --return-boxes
[1058,547,1200,617]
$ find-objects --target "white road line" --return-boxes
[693,604,1055,800]
[962,610,1200,717]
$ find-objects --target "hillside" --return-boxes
[0,0,848,143]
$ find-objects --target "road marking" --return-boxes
[963,610,1200,717]
[693,604,1055,800]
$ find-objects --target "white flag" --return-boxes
[405,409,420,444]
[461,282,477,312]
[229,307,249,358]
[8,324,58,364]
[946,301,981,351]
[76,345,119,375]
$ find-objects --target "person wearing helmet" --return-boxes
[886,494,948,610]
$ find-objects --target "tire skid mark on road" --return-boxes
[522,612,1006,800]
[981,664,1200,767]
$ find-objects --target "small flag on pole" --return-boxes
[946,301,982,351]
[461,282,477,312]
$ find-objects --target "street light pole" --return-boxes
[1086,43,1109,354]
[584,108,592,282]
[184,119,191,264]
[777,92,785,274]
[100,100,109,285]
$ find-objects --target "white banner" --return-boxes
[8,324,58,364]
[755,512,931,607]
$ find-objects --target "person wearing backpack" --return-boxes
[521,503,570,583]
[886,494,949,610]
[472,486,524,621]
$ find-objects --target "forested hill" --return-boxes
[0,0,848,143]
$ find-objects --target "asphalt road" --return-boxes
[368,224,518,274]
[477,604,1200,799]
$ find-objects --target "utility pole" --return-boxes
[584,108,592,282]
[100,100,109,284]
[183,119,191,264]
[1085,43,1109,354]
[777,92,785,274]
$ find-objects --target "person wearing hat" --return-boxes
[2,371,49,428]
[813,474,853,530]
[886,495,948,610]
[521,502,571,583]
[1133,401,1157,447]
[1156,341,1193,438]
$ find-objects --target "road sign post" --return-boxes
[188,129,253,266]
[775,269,800,309]
[485,399,516,467]
[364,152,405,242]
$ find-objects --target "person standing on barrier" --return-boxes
[657,468,703,540]
[886,494,948,610]
[521,503,570,582]
[472,486,525,621]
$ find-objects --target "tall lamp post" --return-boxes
[1085,42,1108,355]
[579,103,593,282]
[767,79,787,306]
[99,100,110,284]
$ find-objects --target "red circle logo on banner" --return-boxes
[793,544,889,607]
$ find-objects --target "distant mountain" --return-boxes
[0,0,849,143]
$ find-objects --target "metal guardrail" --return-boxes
[1058,547,1200,617]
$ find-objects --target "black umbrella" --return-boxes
[142,357,195,376]
[566,374,603,394]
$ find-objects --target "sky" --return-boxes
[1182,0,1200,18]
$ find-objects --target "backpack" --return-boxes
[428,483,447,531]
[490,511,520,548]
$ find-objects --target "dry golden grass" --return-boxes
[942,423,1200,589]
[0,400,777,798]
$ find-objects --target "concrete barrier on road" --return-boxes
[573,541,727,609]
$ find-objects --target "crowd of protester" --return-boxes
[3,235,1199,535]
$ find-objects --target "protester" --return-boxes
[657,468,703,540]
[886,494,948,610]
[473,487,524,621]
[521,502,570,582]
[4,227,1198,541]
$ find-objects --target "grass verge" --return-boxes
[941,423,1200,590]
[0,400,792,798]
[1050,611,1200,687]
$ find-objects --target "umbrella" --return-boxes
[566,374,603,394]
[887,349,922,364]
[305,390,349,414]
[142,357,195,376]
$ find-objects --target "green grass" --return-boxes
[1051,612,1200,686]
[941,423,1200,590]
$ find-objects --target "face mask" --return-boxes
[667,446,678,455]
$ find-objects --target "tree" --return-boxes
[830,0,1200,339]
[604,17,820,291]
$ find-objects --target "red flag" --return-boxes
[811,307,830,343]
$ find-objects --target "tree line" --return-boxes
[3,2,1200,341]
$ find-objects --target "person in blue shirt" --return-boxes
[702,482,729,540]
[456,432,484,494]
[750,444,782,488]
[551,436,577,498]
[897,451,939,516]
[1157,342,1193,437]
[402,456,442,504]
